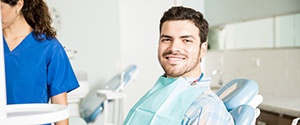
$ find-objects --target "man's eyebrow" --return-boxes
[160,34,172,39]
[180,35,196,39]
[160,34,196,40]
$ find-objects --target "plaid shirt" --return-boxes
[182,78,234,125]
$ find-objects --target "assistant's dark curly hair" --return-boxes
[2,0,56,41]
[159,6,209,44]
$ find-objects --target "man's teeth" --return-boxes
[168,57,182,60]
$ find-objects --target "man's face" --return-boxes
[158,20,207,78]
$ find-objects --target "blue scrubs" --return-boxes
[3,32,79,104]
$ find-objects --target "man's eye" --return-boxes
[161,39,170,42]
[184,39,192,42]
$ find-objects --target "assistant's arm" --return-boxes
[51,92,69,125]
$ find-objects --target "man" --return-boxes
[123,6,234,125]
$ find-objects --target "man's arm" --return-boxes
[51,92,69,125]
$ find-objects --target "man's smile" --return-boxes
[165,55,186,64]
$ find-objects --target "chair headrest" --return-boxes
[216,78,259,111]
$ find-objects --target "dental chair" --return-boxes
[79,65,138,125]
[77,67,260,125]
[216,78,263,125]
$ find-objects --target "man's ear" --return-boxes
[200,42,208,58]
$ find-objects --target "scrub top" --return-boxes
[3,32,79,104]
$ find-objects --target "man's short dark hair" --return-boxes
[159,6,209,43]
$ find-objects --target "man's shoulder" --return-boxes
[185,89,227,116]
[183,89,234,125]
[194,89,223,105]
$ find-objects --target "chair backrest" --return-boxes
[216,78,263,125]
[79,65,138,123]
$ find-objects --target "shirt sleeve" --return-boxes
[197,103,234,125]
[47,41,79,97]
[182,90,234,125]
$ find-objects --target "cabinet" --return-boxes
[257,110,300,125]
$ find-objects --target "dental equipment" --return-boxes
[97,89,125,125]
[80,65,138,124]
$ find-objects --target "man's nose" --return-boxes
[169,40,182,51]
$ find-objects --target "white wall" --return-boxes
[45,0,121,90]
[204,48,300,98]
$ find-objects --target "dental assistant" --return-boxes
[123,6,234,125]
[1,0,79,125]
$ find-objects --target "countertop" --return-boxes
[258,95,300,117]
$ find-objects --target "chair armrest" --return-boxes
[230,105,255,125]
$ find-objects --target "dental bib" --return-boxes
[123,76,205,125]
